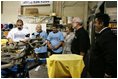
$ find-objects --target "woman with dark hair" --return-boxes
[63,24,74,54]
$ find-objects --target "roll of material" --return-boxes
[1,24,3,29]
[3,24,9,29]
[9,24,13,29]
[2,24,14,30]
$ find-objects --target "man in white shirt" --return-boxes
[7,19,29,43]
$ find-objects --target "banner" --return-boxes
[21,1,51,5]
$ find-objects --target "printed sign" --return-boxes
[21,1,51,5]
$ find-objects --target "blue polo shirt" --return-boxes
[32,31,47,53]
[47,31,64,53]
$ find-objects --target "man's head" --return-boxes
[16,19,23,30]
[52,25,58,33]
[72,17,83,29]
[94,13,110,32]
[36,24,42,32]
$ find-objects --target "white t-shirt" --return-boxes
[7,28,29,42]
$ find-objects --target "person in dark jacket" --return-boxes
[71,17,90,77]
[71,17,90,57]
[89,13,117,78]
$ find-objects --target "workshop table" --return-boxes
[47,54,85,78]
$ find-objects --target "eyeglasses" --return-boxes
[72,22,79,24]
[17,25,22,26]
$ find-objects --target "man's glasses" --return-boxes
[72,22,79,24]
[17,25,22,26]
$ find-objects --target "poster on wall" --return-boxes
[67,17,73,24]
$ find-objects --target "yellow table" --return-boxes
[1,39,8,45]
[47,54,85,78]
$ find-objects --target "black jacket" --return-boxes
[71,27,90,55]
[89,28,117,78]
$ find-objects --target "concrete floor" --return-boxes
[29,65,48,78]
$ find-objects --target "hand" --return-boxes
[10,59,15,65]
[48,45,53,50]
[53,46,59,50]
[42,42,46,46]
[20,40,26,43]
[80,52,85,56]
[104,73,112,78]
[42,41,47,46]
[8,39,13,44]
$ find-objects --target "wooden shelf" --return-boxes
[109,21,117,23]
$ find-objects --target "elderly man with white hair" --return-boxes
[71,17,90,56]
[71,17,90,77]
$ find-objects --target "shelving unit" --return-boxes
[108,21,117,29]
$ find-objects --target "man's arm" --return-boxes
[7,38,14,44]
[103,36,117,77]
[54,32,64,50]
[1,60,15,69]
[47,32,53,50]
[78,32,90,56]
[1,64,13,69]
[80,52,85,56]
[54,41,64,50]
[7,29,14,44]
[47,41,53,50]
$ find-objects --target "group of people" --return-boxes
[6,12,117,78]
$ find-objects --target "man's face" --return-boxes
[94,18,103,32]
[72,17,80,29]
[17,22,23,30]
[52,27,57,33]
[72,22,78,29]
[36,25,42,32]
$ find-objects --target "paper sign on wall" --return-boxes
[21,1,51,5]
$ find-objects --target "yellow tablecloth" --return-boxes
[47,54,85,78]
[1,39,8,45]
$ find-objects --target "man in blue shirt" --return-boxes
[31,24,47,58]
[47,25,64,55]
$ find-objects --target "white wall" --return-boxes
[1,1,21,24]
[63,2,85,19]
[23,6,50,16]
[24,23,46,35]
[1,1,51,35]
[62,1,88,28]
[1,1,99,29]
[1,1,51,24]
[64,6,85,18]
